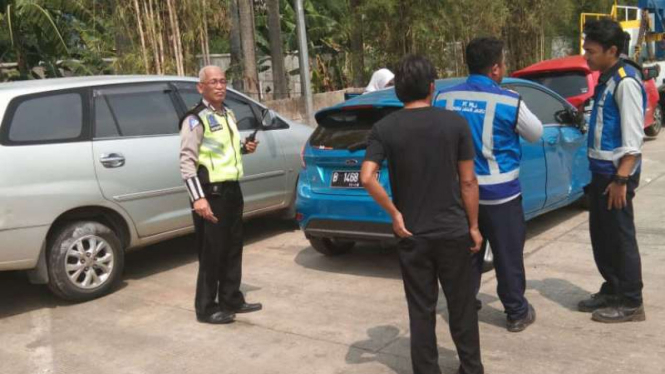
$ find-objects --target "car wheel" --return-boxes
[309,237,355,256]
[47,221,124,301]
[481,240,494,273]
[646,105,663,137]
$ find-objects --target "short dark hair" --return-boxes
[466,37,504,75]
[395,54,437,103]
[584,19,625,57]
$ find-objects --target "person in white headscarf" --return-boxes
[364,68,395,93]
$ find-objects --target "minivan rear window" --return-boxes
[520,71,588,99]
[310,108,399,149]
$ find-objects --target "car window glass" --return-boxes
[174,82,259,131]
[9,93,83,142]
[508,85,565,125]
[94,96,120,138]
[226,99,259,131]
[94,84,179,137]
[519,72,588,98]
[310,108,399,149]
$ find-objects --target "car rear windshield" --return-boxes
[310,107,400,150]
[521,71,589,99]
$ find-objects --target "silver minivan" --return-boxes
[0,76,312,301]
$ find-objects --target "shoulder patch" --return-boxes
[618,67,627,78]
[188,116,200,130]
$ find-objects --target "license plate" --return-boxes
[330,170,377,188]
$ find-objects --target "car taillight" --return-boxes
[300,144,306,169]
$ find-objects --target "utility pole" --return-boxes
[294,0,314,125]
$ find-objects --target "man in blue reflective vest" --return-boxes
[578,19,646,323]
[435,37,543,332]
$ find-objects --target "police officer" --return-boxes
[579,19,646,323]
[180,65,262,324]
[436,37,543,332]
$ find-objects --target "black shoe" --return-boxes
[507,304,536,333]
[233,302,263,314]
[592,304,645,323]
[197,311,235,324]
[475,299,482,311]
[578,293,618,313]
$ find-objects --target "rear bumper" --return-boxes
[0,225,49,271]
[296,182,393,241]
[304,219,394,241]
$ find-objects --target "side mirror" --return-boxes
[555,109,574,125]
[261,108,277,128]
[555,108,587,133]
[644,66,660,80]
[574,108,587,134]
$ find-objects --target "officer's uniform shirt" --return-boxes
[179,99,244,202]
[436,75,543,205]
[588,61,645,175]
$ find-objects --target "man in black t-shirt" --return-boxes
[361,55,484,374]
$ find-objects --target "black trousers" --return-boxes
[398,235,484,374]
[588,173,643,306]
[471,197,529,320]
[193,181,246,317]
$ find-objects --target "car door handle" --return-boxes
[100,153,125,168]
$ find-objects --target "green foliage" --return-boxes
[0,0,111,80]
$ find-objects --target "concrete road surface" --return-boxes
[2,136,665,374]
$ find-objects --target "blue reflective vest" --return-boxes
[435,75,521,202]
[588,62,646,175]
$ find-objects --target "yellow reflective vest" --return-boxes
[190,103,244,182]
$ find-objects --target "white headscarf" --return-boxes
[364,68,395,93]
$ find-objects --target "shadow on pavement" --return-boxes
[294,243,402,279]
[346,325,460,374]
[0,215,297,319]
[525,205,586,240]
[528,278,593,312]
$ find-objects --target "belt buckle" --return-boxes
[210,184,222,196]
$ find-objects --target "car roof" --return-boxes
[512,55,592,77]
[0,75,198,97]
[315,76,547,121]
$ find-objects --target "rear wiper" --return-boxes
[347,141,368,151]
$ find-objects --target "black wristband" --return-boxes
[612,174,629,185]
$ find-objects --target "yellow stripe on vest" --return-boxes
[618,67,627,78]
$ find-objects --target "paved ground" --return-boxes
[2,136,665,374]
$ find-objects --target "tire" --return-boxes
[309,237,355,256]
[577,192,590,210]
[646,104,663,137]
[481,240,494,274]
[47,221,125,302]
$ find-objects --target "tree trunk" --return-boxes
[201,0,211,65]
[145,0,162,74]
[237,0,260,99]
[110,0,131,57]
[166,0,185,75]
[154,0,166,74]
[267,0,288,99]
[230,0,244,90]
[349,0,364,88]
[132,0,150,73]
[173,0,185,75]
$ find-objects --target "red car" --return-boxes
[512,55,662,136]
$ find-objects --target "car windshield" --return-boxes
[310,107,400,150]
[520,71,588,99]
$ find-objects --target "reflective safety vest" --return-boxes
[435,75,521,203]
[187,102,244,183]
[588,61,646,175]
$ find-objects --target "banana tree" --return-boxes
[0,0,95,78]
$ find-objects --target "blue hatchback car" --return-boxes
[296,78,590,255]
